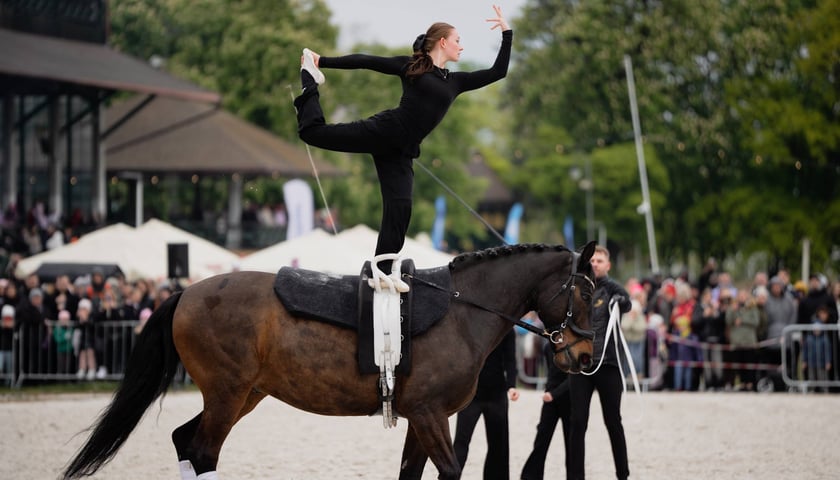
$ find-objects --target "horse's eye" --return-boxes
[581,292,592,302]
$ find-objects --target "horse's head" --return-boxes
[534,241,597,373]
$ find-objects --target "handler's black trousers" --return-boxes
[568,365,629,480]
[520,397,571,480]
[295,87,413,267]
[453,393,511,480]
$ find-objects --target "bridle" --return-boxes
[533,251,596,354]
[406,251,595,349]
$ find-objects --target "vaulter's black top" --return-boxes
[318,30,513,145]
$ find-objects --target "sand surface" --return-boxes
[1,389,837,479]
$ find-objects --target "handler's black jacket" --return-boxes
[590,276,632,368]
[474,330,518,400]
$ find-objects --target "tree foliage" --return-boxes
[505,0,839,276]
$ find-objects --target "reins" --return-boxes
[406,252,595,346]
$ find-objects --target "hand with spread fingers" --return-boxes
[487,4,510,31]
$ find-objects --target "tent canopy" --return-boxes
[240,225,454,275]
[16,220,239,282]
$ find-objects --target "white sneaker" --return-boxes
[301,48,325,85]
[86,369,96,381]
[96,366,107,379]
[76,369,85,379]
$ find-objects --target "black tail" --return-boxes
[63,291,183,479]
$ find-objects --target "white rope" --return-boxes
[582,299,642,397]
[288,84,338,235]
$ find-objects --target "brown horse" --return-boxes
[63,242,596,480]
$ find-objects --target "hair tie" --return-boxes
[412,33,427,53]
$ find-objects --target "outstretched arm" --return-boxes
[455,6,513,92]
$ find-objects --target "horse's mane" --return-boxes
[449,243,571,271]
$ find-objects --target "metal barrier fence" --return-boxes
[782,324,840,391]
[0,319,189,389]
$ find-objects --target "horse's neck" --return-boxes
[451,253,556,348]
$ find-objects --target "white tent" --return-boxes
[239,225,454,275]
[16,220,240,282]
[335,225,454,269]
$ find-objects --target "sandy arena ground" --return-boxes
[1,389,838,479]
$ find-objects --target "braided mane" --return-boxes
[449,243,571,271]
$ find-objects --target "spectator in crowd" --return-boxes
[697,257,717,297]
[692,288,726,390]
[711,272,738,305]
[2,280,21,308]
[762,276,797,381]
[95,290,129,377]
[753,286,769,341]
[44,223,64,250]
[520,340,571,480]
[53,309,74,375]
[672,313,701,391]
[725,290,761,391]
[798,274,836,326]
[75,298,97,381]
[0,305,15,383]
[85,267,111,311]
[45,275,79,321]
[0,278,8,307]
[620,298,647,378]
[651,280,675,327]
[751,272,768,297]
[15,287,46,376]
[670,281,699,391]
[453,330,519,480]
[803,304,833,391]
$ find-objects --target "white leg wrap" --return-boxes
[178,460,198,480]
[196,472,219,480]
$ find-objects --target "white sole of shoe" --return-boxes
[302,48,325,85]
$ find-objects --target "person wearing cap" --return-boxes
[0,304,15,384]
[75,298,98,380]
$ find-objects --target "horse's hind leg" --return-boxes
[177,388,266,478]
[405,412,462,480]
[399,423,430,480]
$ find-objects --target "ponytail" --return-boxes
[405,22,454,80]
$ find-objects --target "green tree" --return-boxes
[506,0,836,275]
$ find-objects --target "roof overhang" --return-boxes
[0,27,220,104]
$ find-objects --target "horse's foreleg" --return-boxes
[399,423,429,480]
[405,412,461,480]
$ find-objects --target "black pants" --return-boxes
[295,87,413,263]
[568,365,629,480]
[453,394,510,480]
[521,396,570,480]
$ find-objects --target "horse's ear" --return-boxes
[577,241,597,266]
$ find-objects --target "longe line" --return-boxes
[413,158,508,245]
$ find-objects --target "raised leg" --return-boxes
[399,423,429,480]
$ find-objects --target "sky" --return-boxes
[322,1,528,65]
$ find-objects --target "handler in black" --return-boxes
[453,329,520,479]
[567,245,632,480]
[520,338,571,480]
[294,6,511,283]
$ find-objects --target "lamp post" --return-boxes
[569,156,595,243]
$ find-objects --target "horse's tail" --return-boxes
[63,291,184,479]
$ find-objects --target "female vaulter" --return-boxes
[294,5,512,291]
